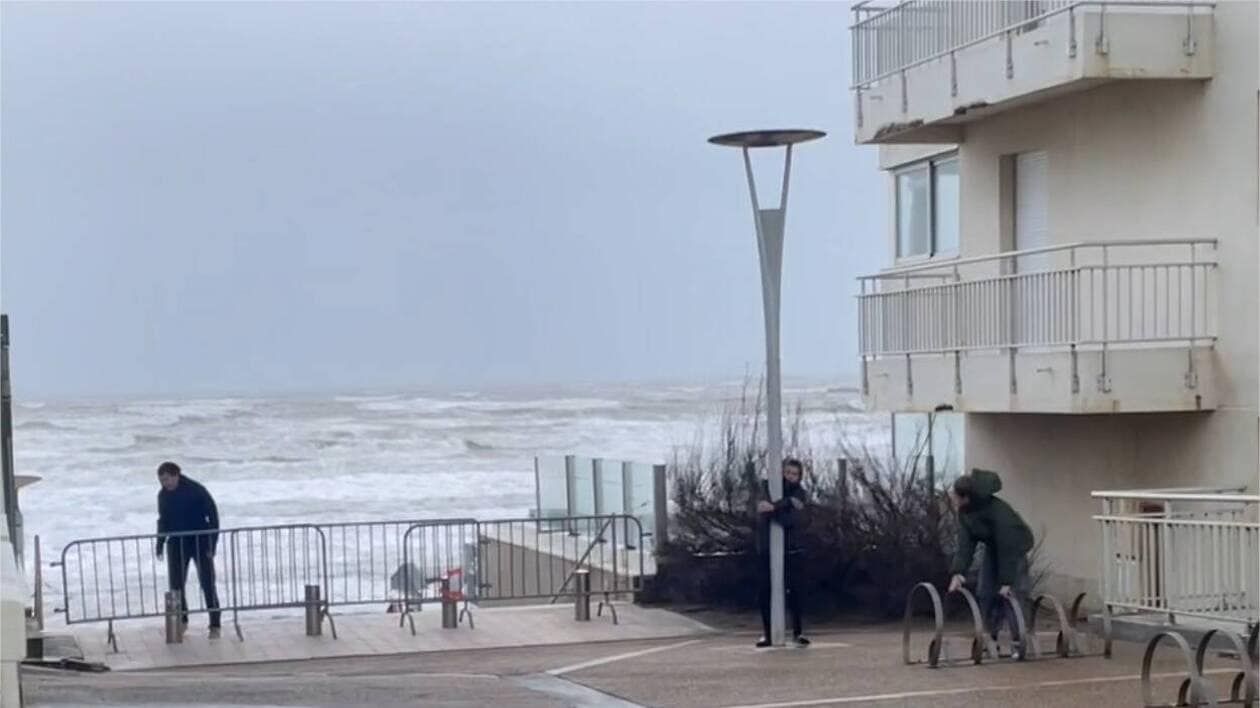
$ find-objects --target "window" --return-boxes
[895,154,959,259]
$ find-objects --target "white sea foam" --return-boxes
[14,381,878,608]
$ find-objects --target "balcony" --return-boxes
[850,1,1215,144]
[858,240,1217,413]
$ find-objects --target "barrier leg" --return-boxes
[323,605,338,640]
[1103,602,1114,659]
[459,600,475,630]
[106,620,118,653]
[597,592,619,625]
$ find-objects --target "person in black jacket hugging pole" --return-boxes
[155,461,222,639]
[754,458,810,648]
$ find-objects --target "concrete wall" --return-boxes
[1,514,26,708]
[873,2,1259,597]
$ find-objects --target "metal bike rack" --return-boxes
[1141,627,1258,707]
[902,582,998,668]
[1025,592,1103,659]
[903,583,1106,669]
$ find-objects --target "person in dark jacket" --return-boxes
[754,458,810,648]
[947,469,1034,654]
[155,461,221,638]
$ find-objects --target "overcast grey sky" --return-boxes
[1,1,885,400]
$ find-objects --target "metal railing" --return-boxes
[857,240,1216,393]
[850,1,1215,90]
[475,515,645,603]
[1093,488,1259,630]
[58,524,330,647]
[58,514,648,645]
[317,519,477,611]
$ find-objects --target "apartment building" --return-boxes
[850,0,1258,600]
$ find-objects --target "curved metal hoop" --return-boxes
[949,586,999,664]
[1194,629,1257,706]
[903,582,945,667]
[1142,631,1217,708]
[1033,593,1077,658]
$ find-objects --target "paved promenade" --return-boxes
[24,611,1254,707]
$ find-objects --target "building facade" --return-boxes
[850,0,1258,599]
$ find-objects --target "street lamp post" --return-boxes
[709,129,824,647]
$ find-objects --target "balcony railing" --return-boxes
[850,0,1215,90]
[1093,488,1259,630]
[857,240,1217,393]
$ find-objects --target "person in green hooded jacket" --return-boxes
[947,469,1035,652]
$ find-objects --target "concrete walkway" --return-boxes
[65,603,716,671]
[26,619,1254,707]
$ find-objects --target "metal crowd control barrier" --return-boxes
[57,528,226,651]
[398,514,645,635]
[1141,626,1259,707]
[482,514,644,619]
[57,524,334,650]
[903,582,1102,668]
[59,514,649,647]
[398,519,479,635]
[226,524,333,641]
[317,519,477,615]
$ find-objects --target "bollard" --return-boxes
[440,577,458,629]
[574,569,591,622]
[304,585,322,637]
[164,591,183,644]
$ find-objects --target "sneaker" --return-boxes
[755,637,772,648]
[208,627,221,640]
[793,635,811,647]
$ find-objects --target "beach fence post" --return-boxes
[440,576,458,629]
[574,569,591,622]
[304,585,322,637]
[164,591,183,644]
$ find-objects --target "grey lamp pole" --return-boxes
[708,129,824,646]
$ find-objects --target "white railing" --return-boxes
[1093,488,1259,630]
[850,0,1215,90]
[857,240,1216,359]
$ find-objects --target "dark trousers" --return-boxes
[976,547,1030,643]
[167,540,221,628]
[758,551,804,639]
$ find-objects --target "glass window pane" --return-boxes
[896,167,930,258]
[597,459,625,515]
[892,412,966,484]
[933,158,960,255]
[892,412,928,471]
[626,462,656,552]
[536,456,569,518]
[570,456,596,517]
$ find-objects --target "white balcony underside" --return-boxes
[854,4,1214,144]
[864,345,1215,413]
